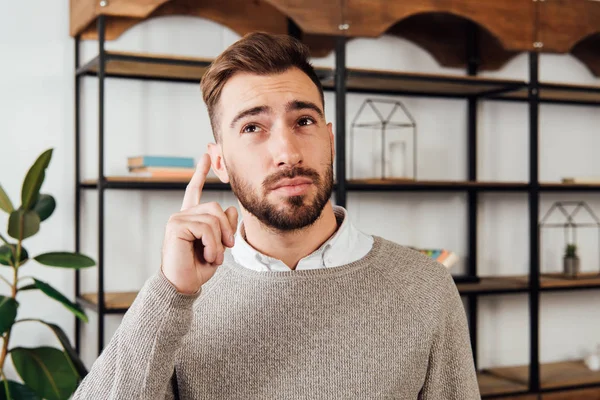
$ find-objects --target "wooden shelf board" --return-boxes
[540,182,600,191]
[79,51,529,97]
[81,292,138,311]
[478,369,529,396]
[349,179,528,186]
[541,272,600,290]
[81,176,230,190]
[457,276,529,295]
[78,51,600,104]
[325,67,526,96]
[501,84,600,105]
[483,360,600,391]
[347,179,529,191]
[82,51,214,81]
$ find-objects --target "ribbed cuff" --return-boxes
[143,269,203,309]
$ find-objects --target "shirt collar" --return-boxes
[231,206,358,271]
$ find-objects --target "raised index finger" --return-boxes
[181,153,211,211]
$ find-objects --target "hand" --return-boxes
[160,154,238,294]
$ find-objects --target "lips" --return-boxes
[271,177,313,190]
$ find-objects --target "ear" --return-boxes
[327,122,335,160]
[207,142,230,183]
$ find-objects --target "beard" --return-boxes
[228,162,333,232]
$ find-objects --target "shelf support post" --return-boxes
[335,36,347,208]
[97,14,107,356]
[74,33,82,356]
[466,20,480,370]
[529,50,541,394]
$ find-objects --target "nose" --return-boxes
[269,123,302,168]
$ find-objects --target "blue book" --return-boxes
[128,155,195,169]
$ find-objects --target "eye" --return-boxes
[242,124,262,134]
[298,117,315,127]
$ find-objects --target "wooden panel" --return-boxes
[386,12,521,72]
[70,0,97,37]
[346,0,533,51]
[538,0,600,53]
[572,33,600,78]
[96,0,169,18]
[264,0,341,35]
[82,292,138,310]
[79,0,288,40]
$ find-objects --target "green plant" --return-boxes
[0,148,95,400]
[565,243,578,259]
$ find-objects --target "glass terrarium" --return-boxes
[539,201,600,278]
[348,99,417,181]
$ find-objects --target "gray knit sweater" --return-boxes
[73,236,480,399]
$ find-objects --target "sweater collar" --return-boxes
[231,206,372,271]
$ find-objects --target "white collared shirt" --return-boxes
[231,206,374,272]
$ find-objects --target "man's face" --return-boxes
[214,67,334,232]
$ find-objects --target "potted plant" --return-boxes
[0,148,96,399]
[564,243,580,278]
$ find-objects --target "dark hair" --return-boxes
[200,32,324,141]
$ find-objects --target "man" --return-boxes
[73,32,480,399]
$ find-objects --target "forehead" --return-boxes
[218,67,323,118]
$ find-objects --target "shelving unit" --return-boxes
[71,1,600,398]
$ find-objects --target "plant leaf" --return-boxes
[32,279,88,323]
[0,296,18,335]
[30,319,88,379]
[34,252,95,269]
[21,149,53,211]
[0,244,29,266]
[32,194,55,222]
[10,347,78,400]
[0,185,14,214]
[18,284,37,291]
[0,380,40,400]
[8,210,40,240]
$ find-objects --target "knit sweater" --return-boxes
[73,236,480,399]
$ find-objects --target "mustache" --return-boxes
[262,166,321,191]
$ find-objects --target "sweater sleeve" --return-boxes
[418,272,481,400]
[72,269,201,400]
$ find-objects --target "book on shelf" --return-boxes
[128,155,195,169]
[127,169,195,179]
[126,155,196,179]
[409,247,460,269]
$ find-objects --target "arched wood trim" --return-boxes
[538,0,600,53]
[77,0,288,40]
[266,0,535,51]
[70,0,169,38]
[385,12,521,72]
[571,33,600,78]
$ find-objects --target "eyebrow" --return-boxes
[229,100,325,129]
[230,105,271,129]
[285,100,324,120]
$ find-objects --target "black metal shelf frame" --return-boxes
[73,14,600,399]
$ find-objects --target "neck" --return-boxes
[241,202,338,270]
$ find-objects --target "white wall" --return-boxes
[1,1,600,382]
